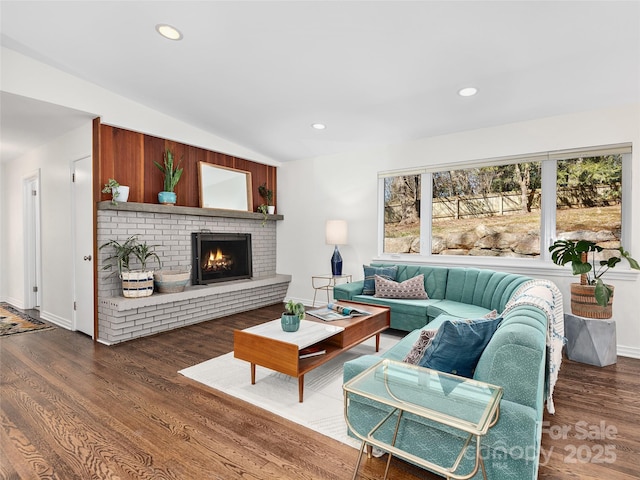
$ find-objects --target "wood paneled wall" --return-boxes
[96,123,277,210]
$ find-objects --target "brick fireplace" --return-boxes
[96,202,289,344]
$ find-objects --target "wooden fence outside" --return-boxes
[385,185,618,223]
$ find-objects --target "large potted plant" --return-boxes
[549,239,639,318]
[100,235,162,298]
[154,149,183,205]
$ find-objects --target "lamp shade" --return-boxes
[326,220,348,245]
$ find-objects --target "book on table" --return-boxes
[306,303,371,322]
[299,346,327,359]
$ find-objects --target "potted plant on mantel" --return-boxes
[258,182,275,215]
[154,149,183,206]
[549,239,639,318]
[102,178,129,205]
[100,235,162,298]
[281,300,305,332]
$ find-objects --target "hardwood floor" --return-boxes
[1,304,639,479]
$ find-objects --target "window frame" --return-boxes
[376,144,634,279]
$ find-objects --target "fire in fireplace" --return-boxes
[191,232,252,285]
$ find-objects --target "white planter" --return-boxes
[267,205,275,215]
[114,185,130,203]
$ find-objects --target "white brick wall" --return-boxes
[96,204,286,344]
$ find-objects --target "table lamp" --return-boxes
[326,220,348,276]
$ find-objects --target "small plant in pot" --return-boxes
[100,235,162,298]
[549,239,639,318]
[102,178,130,205]
[154,149,183,206]
[258,182,275,214]
[281,300,305,332]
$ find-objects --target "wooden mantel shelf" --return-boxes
[97,201,283,221]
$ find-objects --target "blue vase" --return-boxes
[158,191,177,205]
[281,314,301,332]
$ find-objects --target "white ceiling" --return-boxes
[1,1,639,164]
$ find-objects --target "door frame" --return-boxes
[23,170,42,310]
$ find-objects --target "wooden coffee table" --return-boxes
[233,301,390,402]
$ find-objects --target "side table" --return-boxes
[311,274,352,306]
[564,313,617,367]
[344,359,502,480]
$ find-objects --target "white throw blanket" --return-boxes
[501,279,565,414]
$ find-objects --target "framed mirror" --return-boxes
[198,162,253,211]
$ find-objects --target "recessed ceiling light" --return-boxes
[311,123,326,130]
[156,24,183,41]
[458,87,478,97]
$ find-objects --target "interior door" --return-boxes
[73,156,94,337]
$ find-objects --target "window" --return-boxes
[556,155,622,248]
[380,145,631,264]
[383,174,421,254]
[431,163,542,257]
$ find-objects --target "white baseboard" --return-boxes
[40,310,72,330]
[617,345,640,359]
[1,296,25,309]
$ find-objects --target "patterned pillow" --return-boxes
[362,265,398,295]
[403,329,438,364]
[374,274,428,299]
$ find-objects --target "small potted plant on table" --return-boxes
[281,300,305,332]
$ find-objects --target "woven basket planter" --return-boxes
[121,270,154,298]
[154,269,190,293]
[570,283,614,319]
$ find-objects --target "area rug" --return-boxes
[0,303,55,337]
[179,333,400,448]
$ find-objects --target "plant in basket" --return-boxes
[549,239,639,318]
[100,235,162,298]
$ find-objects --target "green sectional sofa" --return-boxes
[338,264,557,480]
[333,264,531,331]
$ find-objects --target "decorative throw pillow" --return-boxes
[362,265,398,295]
[403,329,438,365]
[418,317,503,378]
[374,274,428,299]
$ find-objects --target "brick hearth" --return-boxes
[96,202,289,344]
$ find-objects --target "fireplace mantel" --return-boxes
[97,201,284,221]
